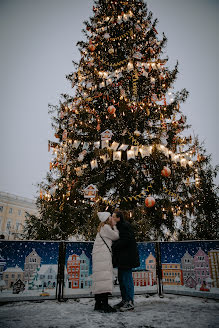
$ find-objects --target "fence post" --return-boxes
[155,241,163,297]
[56,241,66,301]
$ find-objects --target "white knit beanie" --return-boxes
[97,212,111,222]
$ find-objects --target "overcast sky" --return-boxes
[0,0,218,200]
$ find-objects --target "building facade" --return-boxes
[3,265,24,289]
[38,265,58,288]
[0,191,37,240]
[162,263,183,285]
[0,255,6,281]
[79,251,91,289]
[145,252,156,284]
[193,248,210,285]
[132,269,153,286]
[67,254,80,289]
[181,251,195,287]
[24,249,41,283]
[208,250,219,288]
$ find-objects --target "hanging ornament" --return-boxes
[108,47,114,54]
[96,123,101,131]
[84,184,98,199]
[108,105,116,115]
[87,61,94,68]
[62,129,67,140]
[88,43,96,52]
[161,166,171,177]
[145,196,155,207]
[134,130,141,137]
[135,24,142,32]
[103,33,110,39]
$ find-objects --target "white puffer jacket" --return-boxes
[92,224,119,295]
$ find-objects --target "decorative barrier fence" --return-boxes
[0,240,218,302]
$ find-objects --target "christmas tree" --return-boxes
[25,0,218,241]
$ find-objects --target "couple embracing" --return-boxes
[92,210,140,313]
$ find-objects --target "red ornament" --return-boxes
[96,124,101,131]
[88,44,95,52]
[145,196,155,208]
[161,166,171,177]
[108,105,116,115]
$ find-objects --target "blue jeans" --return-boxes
[118,268,134,302]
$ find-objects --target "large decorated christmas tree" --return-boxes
[25,0,218,241]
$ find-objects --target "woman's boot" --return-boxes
[101,293,116,313]
[94,294,103,311]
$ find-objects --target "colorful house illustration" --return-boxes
[24,248,41,283]
[0,255,6,281]
[193,248,210,285]
[3,265,24,289]
[13,279,25,294]
[208,250,219,288]
[67,254,80,288]
[145,252,156,284]
[79,251,91,289]
[38,264,58,288]
[162,263,183,285]
[132,269,154,286]
[181,251,196,287]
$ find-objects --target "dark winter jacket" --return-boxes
[112,219,140,269]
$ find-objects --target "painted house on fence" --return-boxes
[13,279,25,294]
[162,263,183,285]
[181,251,196,288]
[145,252,156,284]
[132,269,153,286]
[79,251,91,289]
[67,254,80,288]
[193,248,210,285]
[0,255,6,281]
[38,264,58,288]
[24,249,41,283]
[3,265,24,289]
[208,250,219,288]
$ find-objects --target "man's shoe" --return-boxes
[113,300,126,310]
[119,301,134,312]
[102,304,117,313]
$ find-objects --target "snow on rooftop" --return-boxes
[4,265,23,273]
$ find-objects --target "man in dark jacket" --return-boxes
[111,210,140,311]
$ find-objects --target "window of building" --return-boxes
[9,208,13,214]
[6,220,11,230]
[12,274,15,278]
[149,260,153,263]
[0,206,3,212]
[73,281,78,287]
[198,256,204,261]
[5,274,8,278]
[16,221,20,231]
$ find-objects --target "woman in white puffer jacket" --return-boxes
[92,212,119,312]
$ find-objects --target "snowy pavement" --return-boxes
[0,294,219,328]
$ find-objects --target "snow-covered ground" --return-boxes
[0,294,219,328]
